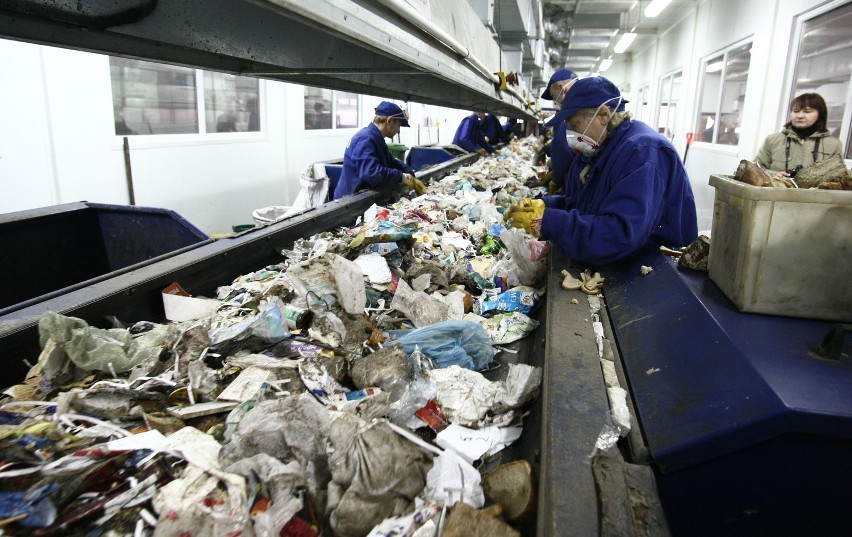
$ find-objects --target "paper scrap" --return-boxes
[217,366,273,402]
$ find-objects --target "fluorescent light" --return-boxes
[645,0,672,18]
[614,32,637,54]
[599,58,614,72]
[705,61,724,73]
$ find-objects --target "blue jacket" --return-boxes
[550,121,576,192]
[541,119,697,266]
[333,123,415,199]
[453,114,495,154]
[481,114,509,145]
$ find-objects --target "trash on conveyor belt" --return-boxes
[0,138,600,536]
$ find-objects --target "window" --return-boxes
[304,88,360,130]
[789,0,852,158]
[694,41,752,145]
[110,57,260,135]
[204,71,260,133]
[635,84,651,124]
[656,70,682,142]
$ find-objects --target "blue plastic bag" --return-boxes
[386,320,494,371]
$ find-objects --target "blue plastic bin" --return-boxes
[0,202,210,313]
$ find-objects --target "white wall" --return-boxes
[606,0,844,231]
[0,39,471,235]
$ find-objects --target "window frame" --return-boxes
[109,57,263,146]
[693,37,753,146]
[655,68,682,143]
[303,87,361,132]
[785,0,852,159]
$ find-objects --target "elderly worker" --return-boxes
[333,101,425,200]
[506,76,697,266]
[452,111,495,155]
[541,69,579,193]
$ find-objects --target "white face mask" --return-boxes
[565,96,623,157]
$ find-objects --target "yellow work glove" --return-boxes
[537,170,552,187]
[402,174,427,196]
[505,198,545,237]
[475,149,488,156]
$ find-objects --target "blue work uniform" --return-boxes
[452,114,495,154]
[482,114,509,145]
[333,123,415,200]
[540,119,697,266]
[550,121,576,192]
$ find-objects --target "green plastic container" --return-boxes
[387,143,408,160]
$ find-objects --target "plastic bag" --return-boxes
[208,297,290,354]
[499,228,549,286]
[289,162,329,211]
[386,320,494,371]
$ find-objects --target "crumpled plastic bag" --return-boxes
[208,297,290,354]
[37,311,169,374]
[428,365,500,427]
[289,162,330,212]
[491,363,543,414]
[326,414,433,537]
[225,453,307,537]
[153,427,252,537]
[386,320,494,371]
[219,394,331,495]
[390,278,449,328]
[422,447,485,508]
[465,311,540,345]
[500,227,549,286]
[286,253,367,315]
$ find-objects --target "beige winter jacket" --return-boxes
[755,128,843,172]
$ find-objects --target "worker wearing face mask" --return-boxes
[540,69,579,193]
[334,101,425,200]
[506,76,698,266]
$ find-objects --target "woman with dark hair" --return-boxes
[755,93,842,176]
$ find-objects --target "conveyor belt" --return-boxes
[0,150,648,536]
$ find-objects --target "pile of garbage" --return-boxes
[0,139,554,536]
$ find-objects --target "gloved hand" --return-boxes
[537,170,552,187]
[475,149,488,156]
[402,174,426,196]
[505,198,545,237]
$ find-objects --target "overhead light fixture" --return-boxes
[614,32,637,54]
[705,60,724,73]
[599,58,614,72]
[644,0,672,18]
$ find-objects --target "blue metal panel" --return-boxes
[407,146,464,172]
[603,246,852,535]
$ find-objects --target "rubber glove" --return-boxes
[537,170,552,187]
[505,199,545,237]
[402,174,427,196]
[475,149,488,156]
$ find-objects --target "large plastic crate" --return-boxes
[707,174,852,321]
[0,202,210,313]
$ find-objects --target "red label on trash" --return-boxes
[162,282,191,297]
[415,399,448,432]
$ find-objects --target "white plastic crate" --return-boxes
[708,174,852,322]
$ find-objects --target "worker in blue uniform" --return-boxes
[541,69,579,193]
[506,76,698,266]
[481,113,510,145]
[333,101,426,200]
[452,112,495,154]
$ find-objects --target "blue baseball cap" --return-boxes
[375,101,410,127]
[545,76,628,127]
[540,69,578,99]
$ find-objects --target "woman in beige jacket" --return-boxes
[755,93,843,176]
